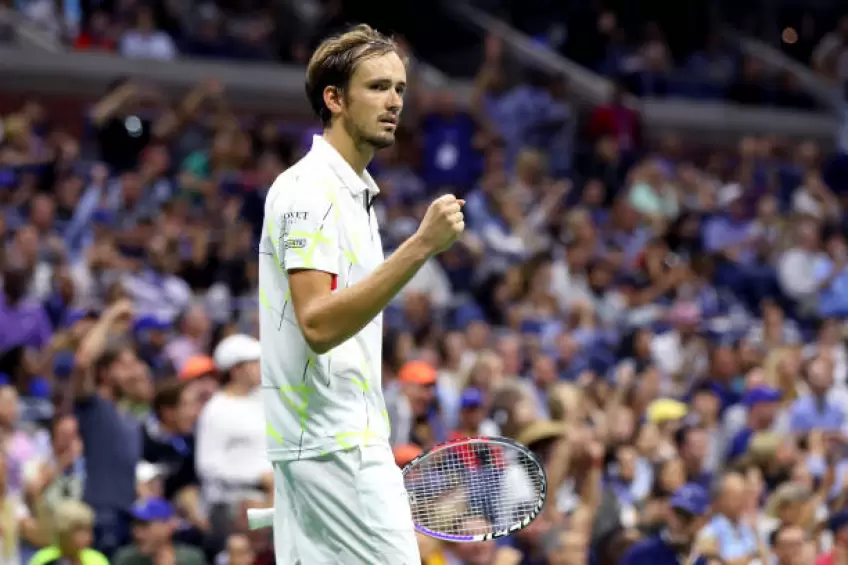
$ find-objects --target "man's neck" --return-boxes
[58,544,82,562]
[146,542,173,558]
[98,385,118,403]
[684,460,701,476]
[322,128,372,174]
[721,512,743,526]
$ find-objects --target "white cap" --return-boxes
[213,334,260,373]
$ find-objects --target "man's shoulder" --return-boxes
[74,393,113,414]
[266,157,341,211]
[112,545,143,565]
[275,150,338,188]
[80,548,110,565]
[174,543,207,564]
[621,536,669,560]
[28,546,109,565]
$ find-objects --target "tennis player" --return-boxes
[258,24,465,564]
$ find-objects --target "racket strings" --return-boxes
[404,442,543,537]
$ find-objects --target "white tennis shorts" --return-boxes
[272,444,421,565]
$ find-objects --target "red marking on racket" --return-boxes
[448,434,506,470]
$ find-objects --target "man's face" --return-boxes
[122,359,153,403]
[691,391,719,422]
[133,520,171,554]
[667,507,703,543]
[774,526,806,565]
[242,360,261,388]
[459,405,483,429]
[684,428,708,462]
[336,52,406,150]
[226,534,255,565]
[52,415,79,453]
[175,387,200,434]
[405,381,435,415]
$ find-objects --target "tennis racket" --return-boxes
[246,436,548,542]
[402,436,547,542]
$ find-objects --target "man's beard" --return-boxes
[346,117,396,150]
[365,132,395,149]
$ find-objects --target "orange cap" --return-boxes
[398,360,437,385]
[179,356,216,381]
[393,444,423,467]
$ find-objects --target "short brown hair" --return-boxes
[153,378,186,419]
[305,24,405,126]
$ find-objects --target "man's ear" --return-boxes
[323,85,345,116]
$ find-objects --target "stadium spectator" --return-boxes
[27,499,107,565]
[620,483,711,565]
[195,334,267,555]
[118,6,178,61]
[70,300,140,558]
[113,498,206,565]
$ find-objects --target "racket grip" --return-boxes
[247,508,275,530]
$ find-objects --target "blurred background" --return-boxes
[2,0,848,564]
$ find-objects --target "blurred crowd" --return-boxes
[9,0,343,63]
[495,0,824,109]
[3,6,848,565]
[6,0,839,111]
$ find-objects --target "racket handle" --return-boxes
[247,508,274,530]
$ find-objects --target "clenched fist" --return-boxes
[415,194,465,256]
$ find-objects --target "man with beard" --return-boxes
[257,23,467,565]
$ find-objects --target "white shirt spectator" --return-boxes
[792,186,832,219]
[195,389,271,505]
[777,247,822,302]
[119,29,177,60]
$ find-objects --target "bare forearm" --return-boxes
[580,465,602,510]
[74,316,114,369]
[90,86,134,125]
[300,235,430,353]
[71,303,129,396]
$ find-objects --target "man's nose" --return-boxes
[387,91,402,112]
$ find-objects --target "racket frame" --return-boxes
[401,435,548,543]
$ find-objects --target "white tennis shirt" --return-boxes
[258,135,390,461]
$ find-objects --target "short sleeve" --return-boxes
[274,189,341,276]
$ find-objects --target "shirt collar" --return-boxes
[310,135,380,197]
